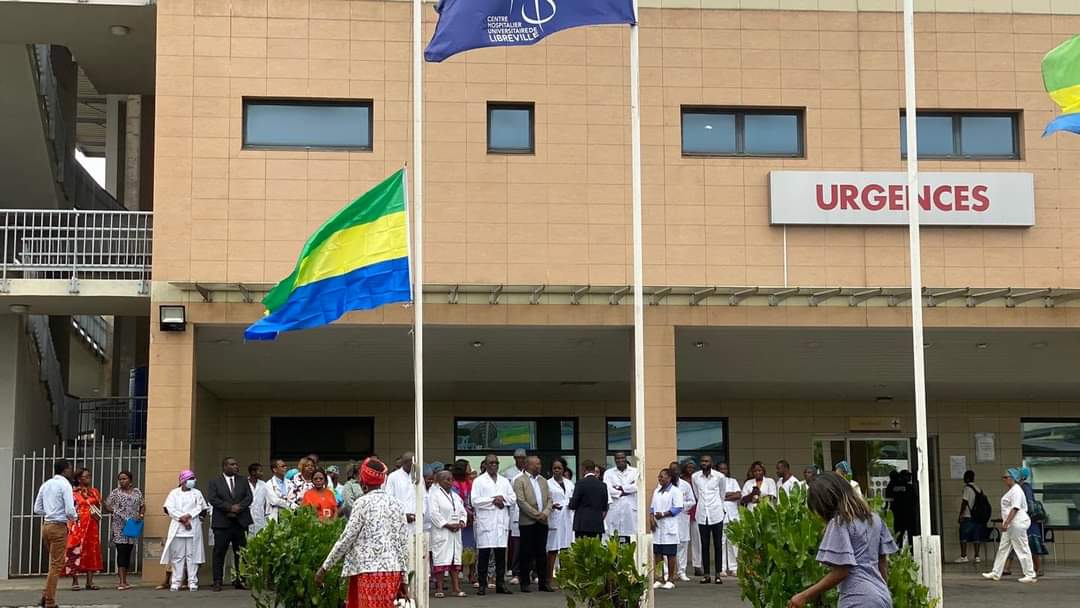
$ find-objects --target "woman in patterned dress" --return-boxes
[104,471,144,590]
[317,458,410,608]
[64,468,103,590]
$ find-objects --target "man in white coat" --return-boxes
[669,461,696,582]
[471,454,516,595]
[162,470,209,592]
[385,451,418,531]
[603,452,638,542]
[429,470,467,597]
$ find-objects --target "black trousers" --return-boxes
[575,531,601,539]
[212,522,247,584]
[518,523,549,590]
[115,543,134,569]
[477,548,507,590]
[699,522,724,577]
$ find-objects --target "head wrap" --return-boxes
[430,461,445,473]
[360,457,388,487]
[325,465,339,475]
[179,470,196,483]
[422,464,436,477]
[1007,467,1023,482]
[834,460,852,476]
[285,468,299,481]
[1019,466,1032,481]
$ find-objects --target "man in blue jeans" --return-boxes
[955,470,985,563]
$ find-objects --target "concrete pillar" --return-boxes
[105,94,126,201]
[124,95,155,212]
[142,315,196,581]
[641,314,677,473]
[0,315,21,579]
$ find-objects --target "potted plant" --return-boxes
[555,536,647,608]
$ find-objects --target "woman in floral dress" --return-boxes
[64,468,103,590]
[104,471,144,590]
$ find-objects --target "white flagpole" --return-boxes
[411,1,428,606]
[629,1,651,604]
[902,0,942,603]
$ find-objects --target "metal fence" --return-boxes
[9,437,146,577]
[0,209,153,292]
[77,397,149,444]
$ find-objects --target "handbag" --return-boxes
[122,518,144,537]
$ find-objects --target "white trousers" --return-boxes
[721,527,738,573]
[677,541,689,576]
[991,522,1035,578]
[169,537,199,590]
[689,522,702,569]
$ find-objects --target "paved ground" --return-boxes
[0,567,1076,607]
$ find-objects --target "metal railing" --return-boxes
[77,397,148,444]
[72,314,112,358]
[26,315,79,436]
[0,209,153,292]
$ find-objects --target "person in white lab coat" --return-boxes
[161,470,209,592]
[650,468,685,590]
[670,461,696,582]
[502,449,528,584]
[247,463,270,536]
[262,459,293,524]
[982,468,1037,583]
[718,462,743,577]
[384,452,417,532]
[603,452,638,542]
[471,454,515,595]
[429,470,468,598]
[545,458,575,585]
[680,461,703,576]
[742,461,779,512]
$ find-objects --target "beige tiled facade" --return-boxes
[145,0,1080,577]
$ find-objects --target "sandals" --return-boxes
[70,585,82,591]
[455,592,467,598]
[434,592,446,598]
[86,585,100,591]
[117,584,133,591]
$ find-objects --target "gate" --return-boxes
[9,438,145,577]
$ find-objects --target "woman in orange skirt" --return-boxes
[64,468,103,590]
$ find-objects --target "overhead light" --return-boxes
[704,124,713,130]
[576,338,595,348]
[8,304,29,314]
[804,340,821,350]
[471,341,484,349]
[875,396,894,404]
[159,305,186,332]
[213,338,232,346]
[694,341,707,349]
[110,25,130,37]
[923,342,933,349]
[975,342,990,350]
[1030,341,1048,350]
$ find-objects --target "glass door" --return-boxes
[849,438,911,501]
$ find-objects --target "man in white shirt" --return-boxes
[691,455,726,584]
[33,459,76,608]
[603,452,638,542]
[384,451,417,530]
[776,460,802,495]
[472,454,516,595]
[502,449,528,583]
[263,459,293,523]
[718,462,743,576]
[247,463,269,535]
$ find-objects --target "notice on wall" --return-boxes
[950,455,968,479]
[975,433,996,463]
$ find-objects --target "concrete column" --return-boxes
[104,94,125,201]
[123,95,155,212]
[0,315,20,579]
[641,314,677,472]
[142,315,196,581]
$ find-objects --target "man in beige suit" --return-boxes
[513,456,553,593]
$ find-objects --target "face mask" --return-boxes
[184,479,196,490]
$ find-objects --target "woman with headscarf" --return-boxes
[161,470,209,592]
[64,468,104,591]
[1018,467,1048,576]
[450,460,477,589]
[431,470,468,597]
[834,461,862,498]
[317,458,410,608]
[982,468,1037,583]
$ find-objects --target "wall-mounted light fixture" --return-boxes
[159,305,187,332]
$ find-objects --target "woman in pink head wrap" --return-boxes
[161,469,209,592]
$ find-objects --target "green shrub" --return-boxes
[239,507,348,608]
[554,536,647,608]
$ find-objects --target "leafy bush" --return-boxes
[239,507,347,608]
[726,486,937,608]
[555,536,647,608]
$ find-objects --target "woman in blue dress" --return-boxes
[788,472,899,608]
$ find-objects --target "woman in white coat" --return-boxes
[161,470,209,592]
[982,468,1037,583]
[430,470,468,598]
[672,461,696,582]
[545,458,575,585]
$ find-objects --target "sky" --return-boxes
[75,148,107,188]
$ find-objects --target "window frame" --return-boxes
[680,106,805,158]
[454,416,578,476]
[486,102,536,155]
[1020,417,1080,530]
[899,110,1021,160]
[242,97,375,151]
[605,416,730,467]
[269,416,375,461]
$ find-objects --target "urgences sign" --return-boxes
[769,171,1035,226]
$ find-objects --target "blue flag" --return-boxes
[425,0,636,63]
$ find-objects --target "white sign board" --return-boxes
[769,171,1035,226]
[975,433,997,463]
[950,455,968,480]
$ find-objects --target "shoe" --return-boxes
[509,577,519,585]
[233,582,246,591]
[662,581,675,590]
[953,557,969,564]
[974,557,981,563]
[170,586,181,592]
[981,572,1000,581]
[495,588,513,595]
[677,574,691,582]
[1018,576,1037,584]
[476,589,486,596]
[653,581,663,590]
[189,586,199,592]
[715,577,724,584]
[212,584,223,592]
[700,577,712,584]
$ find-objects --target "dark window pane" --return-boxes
[489,107,532,151]
[682,112,736,154]
[245,102,371,149]
[1022,421,1080,528]
[961,116,1016,157]
[677,420,725,452]
[900,115,955,157]
[270,417,373,460]
[744,114,800,155]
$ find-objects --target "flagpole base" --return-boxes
[913,535,943,607]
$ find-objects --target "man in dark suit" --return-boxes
[569,459,608,539]
[207,456,253,592]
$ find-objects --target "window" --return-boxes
[270,417,374,461]
[243,99,373,150]
[487,103,534,154]
[455,418,576,477]
[900,111,1020,159]
[1022,419,1080,529]
[681,107,803,157]
[605,418,728,467]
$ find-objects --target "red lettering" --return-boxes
[888,185,905,210]
[954,185,970,211]
[933,185,953,211]
[971,185,990,212]
[839,184,860,210]
[912,185,933,211]
[862,184,887,210]
[816,184,838,210]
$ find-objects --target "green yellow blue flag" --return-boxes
[244,170,411,341]
[1043,35,1080,136]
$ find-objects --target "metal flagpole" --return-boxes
[629,1,652,604]
[411,1,428,607]
[902,0,942,603]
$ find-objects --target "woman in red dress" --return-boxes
[64,468,103,590]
